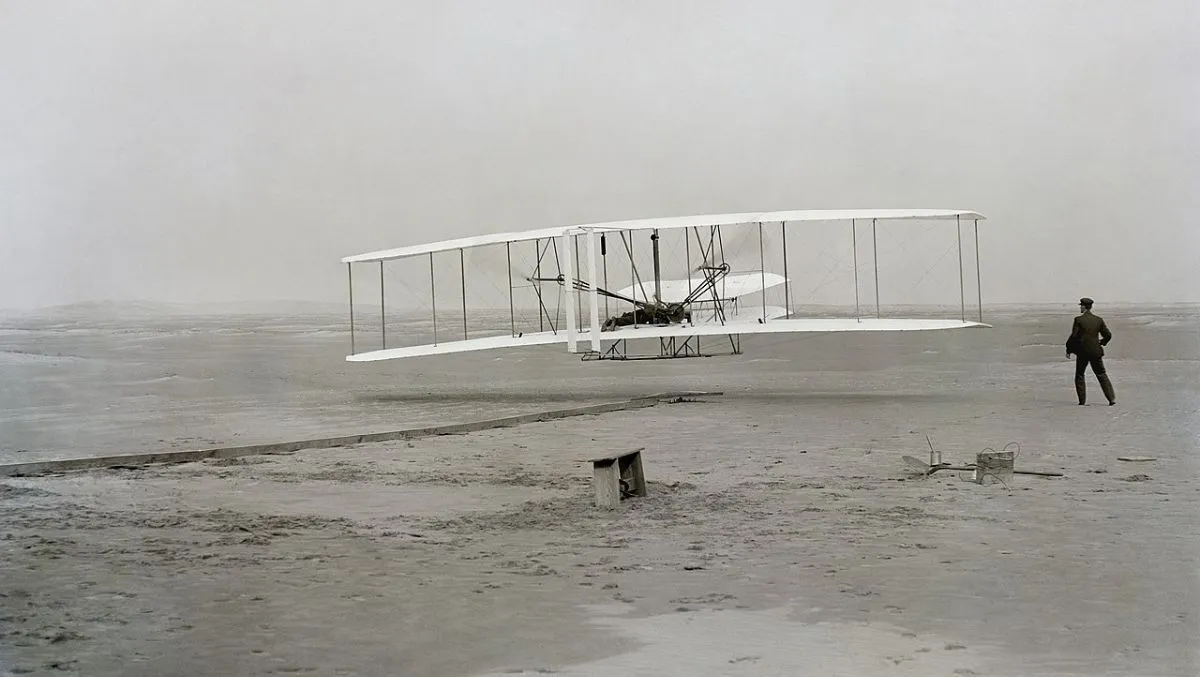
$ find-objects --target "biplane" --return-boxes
[340,209,990,363]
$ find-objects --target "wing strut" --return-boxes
[429,253,438,345]
[460,248,468,340]
[781,220,791,318]
[652,228,662,303]
[347,263,356,355]
[872,218,880,319]
[852,220,860,322]
[601,234,610,318]
[957,214,965,323]
[506,241,515,337]
[974,219,983,323]
[758,222,766,322]
[380,261,387,349]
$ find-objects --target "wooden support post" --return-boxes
[593,460,621,509]
[589,448,647,509]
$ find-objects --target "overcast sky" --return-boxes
[1,0,1197,310]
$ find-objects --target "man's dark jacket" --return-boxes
[1066,311,1112,358]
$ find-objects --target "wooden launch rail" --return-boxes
[0,391,720,478]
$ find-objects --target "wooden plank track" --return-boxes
[0,391,720,478]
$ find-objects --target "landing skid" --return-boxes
[580,334,743,361]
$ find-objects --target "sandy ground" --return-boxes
[0,307,629,464]
[2,305,1199,676]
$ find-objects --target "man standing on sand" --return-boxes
[1065,297,1116,406]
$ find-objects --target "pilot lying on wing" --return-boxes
[601,302,692,331]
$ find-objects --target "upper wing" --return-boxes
[341,209,987,264]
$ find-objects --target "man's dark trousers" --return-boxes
[1075,354,1115,405]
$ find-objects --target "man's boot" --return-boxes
[1098,374,1116,405]
[1075,379,1087,405]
